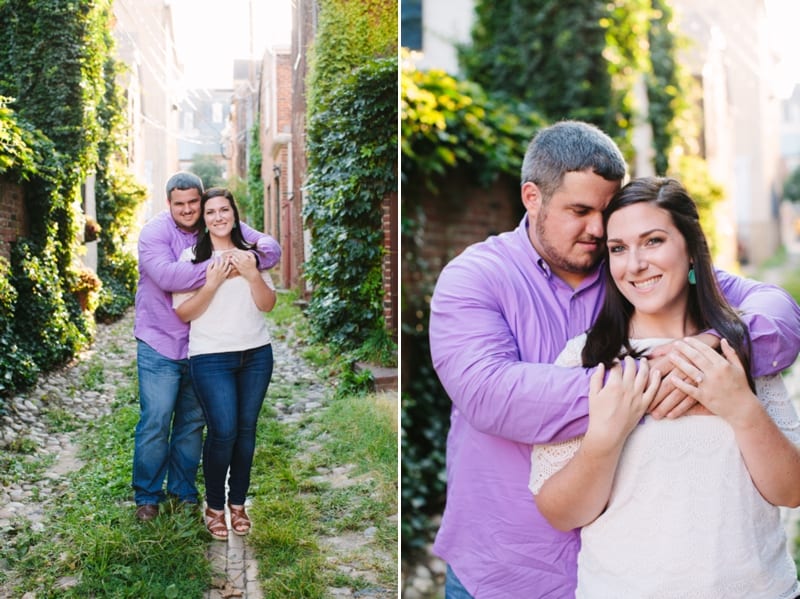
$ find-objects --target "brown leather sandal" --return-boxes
[204,507,228,541]
[228,503,251,536]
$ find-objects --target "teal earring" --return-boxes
[688,266,696,285]
[204,226,208,233]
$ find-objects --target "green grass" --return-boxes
[80,361,106,391]
[247,391,397,596]
[243,301,398,597]
[1,376,211,598]
[0,298,398,597]
[0,443,54,486]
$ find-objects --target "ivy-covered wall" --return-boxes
[302,0,398,359]
[0,0,143,402]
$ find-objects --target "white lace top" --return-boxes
[530,334,800,599]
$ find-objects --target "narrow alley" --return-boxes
[0,307,395,598]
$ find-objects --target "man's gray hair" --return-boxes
[520,121,627,201]
[165,171,204,199]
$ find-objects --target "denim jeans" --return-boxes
[445,565,474,599]
[132,340,205,505]
[190,344,273,510]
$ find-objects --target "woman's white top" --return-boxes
[530,334,800,599]
[172,247,275,357]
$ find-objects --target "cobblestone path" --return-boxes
[0,309,395,598]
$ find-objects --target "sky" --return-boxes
[168,0,293,89]
[167,0,797,95]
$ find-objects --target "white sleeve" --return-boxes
[529,437,583,494]
[554,333,588,367]
[529,333,588,494]
[172,247,198,308]
[755,374,800,445]
[261,270,276,289]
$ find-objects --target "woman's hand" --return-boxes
[646,332,719,418]
[227,249,258,280]
[669,337,760,428]
[205,257,231,289]
[585,356,661,451]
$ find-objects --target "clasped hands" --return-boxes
[204,249,257,288]
[592,335,751,426]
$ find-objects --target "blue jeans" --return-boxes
[190,344,273,510]
[132,340,205,505]
[445,565,474,599]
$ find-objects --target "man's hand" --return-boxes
[205,257,232,289]
[228,249,258,281]
[645,332,719,419]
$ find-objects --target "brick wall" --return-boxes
[0,180,27,261]
[400,172,522,384]
[403,173,522,296]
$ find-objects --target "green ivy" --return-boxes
[307,0,397,112]
[0,256,38,401]
[0,96,36,177]
[0,0,144,400]
[459,0,614,132]
[303,57,397,351]
[401,57,543,190]
[303,0,397,356]
[244,121,264,231]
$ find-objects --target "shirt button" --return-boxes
[773,360,778,367]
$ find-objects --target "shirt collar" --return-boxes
[518,213,604,290]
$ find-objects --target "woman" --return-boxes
[173,187,277,541]
[530,177,800,597]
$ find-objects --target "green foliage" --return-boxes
[10,239,86,371]
[244,122,265,230]
[93,49,146,323]
[0,256,38,401]
[401,56,544,190]
[646,0,682,175]
[190,154,225,189]
[0,0,105,177]
[783,166,800,203]
[0,0,143,396]
[670,154,726,258]
[302,0,397,354]
[307,0,397,112]
[459,0,615,132]
[303,57,397,352]
[0,96,36,177]
[95,164,145,322]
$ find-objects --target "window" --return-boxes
[401,0,422,50]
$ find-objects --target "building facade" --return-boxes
[113,0,182,218]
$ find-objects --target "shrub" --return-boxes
[303,57,397,352]
[0,256,38,405]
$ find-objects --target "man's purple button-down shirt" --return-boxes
[429,215,800,598]
[134,211,281,361]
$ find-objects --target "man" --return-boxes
[428,121,800,597]
[132,171,280,521]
